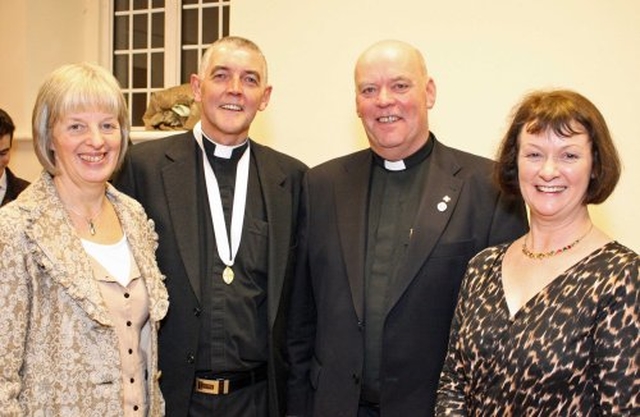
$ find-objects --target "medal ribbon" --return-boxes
[193,121,249,277]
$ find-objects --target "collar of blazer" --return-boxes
[161,133,295,328]
[18,172,168,325]
[334,138,465,319]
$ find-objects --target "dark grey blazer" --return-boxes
[113,131,307,416]
[1,167,30,207]
[286,137,528,417]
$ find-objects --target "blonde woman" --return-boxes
[0,63,168,415]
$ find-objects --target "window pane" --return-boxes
[114,54,130,89]
[133,14,148,49]
[151,12,164,48]
[151,52,164,88]
[181,8,198,45]
[112,0,231,128]
[222,5,230,36]
[202,7,219,44]
[115,0,129,12]
[114,15,129,50]
[133,0,148,10]
[131,93,148,127]
[181,49,198,84]
[133,54,147,88]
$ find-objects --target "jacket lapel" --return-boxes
[385,142,464,314]
[161,134,204,301]
[22,173,112,325]
[251,142,292,329]
[335,151,372,321]
[111,186,169,321]
[2,168,29,206]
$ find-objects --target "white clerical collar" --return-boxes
[203,135,248,159]
[373,135,434,172]
[384,159,407,171]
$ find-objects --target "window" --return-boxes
[112,0,230,127]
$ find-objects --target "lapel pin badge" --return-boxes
[437,195,451,212]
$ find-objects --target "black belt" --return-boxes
[194,364,267,395]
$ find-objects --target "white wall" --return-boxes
[1,0,103,180]
[3,0,639,251]
[234,0,640,252]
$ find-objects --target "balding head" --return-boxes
[354,40,436,161]
[355,40,429,82]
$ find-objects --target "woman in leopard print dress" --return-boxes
[436,90,638,416]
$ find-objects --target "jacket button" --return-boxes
[193,307,201,317]
[352,373,360,384]
[357,320,364,331]
[186,353,195,364]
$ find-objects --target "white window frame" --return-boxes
[100,0,230,140]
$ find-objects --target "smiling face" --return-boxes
[51,109,122,191]
[191,43,272,145]
[355,41,436,161]
[517,124,593,224]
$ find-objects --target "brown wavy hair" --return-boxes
[494,89,621,205]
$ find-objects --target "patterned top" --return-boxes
[436,241,639,416]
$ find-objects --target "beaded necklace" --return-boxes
[522,224,593,260]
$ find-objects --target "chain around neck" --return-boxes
[65,200,105,236]
[522,224,593,261]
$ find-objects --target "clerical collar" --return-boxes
[372,133,434,171]
[202,134,249,161]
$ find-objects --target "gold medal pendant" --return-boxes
[222,266,234,285]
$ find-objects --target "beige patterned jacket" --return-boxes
[0,172,169,416]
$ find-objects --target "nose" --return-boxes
[228,75,242,94]
[87,125,106,147]
[376,87,393,106]
[539,156,559,180]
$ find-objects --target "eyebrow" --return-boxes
[357,75,412,87]
[210,65,262,82]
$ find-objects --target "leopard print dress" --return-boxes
[436,241,639,416]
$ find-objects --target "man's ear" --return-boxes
[258,85,273,111]
[426,77,437,109]
[190,74,203,102]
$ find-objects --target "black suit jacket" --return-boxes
[1,168,30,207]
[113,131,307,416]
[286,138,528,416]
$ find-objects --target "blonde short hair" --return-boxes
[32,62,130,174]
